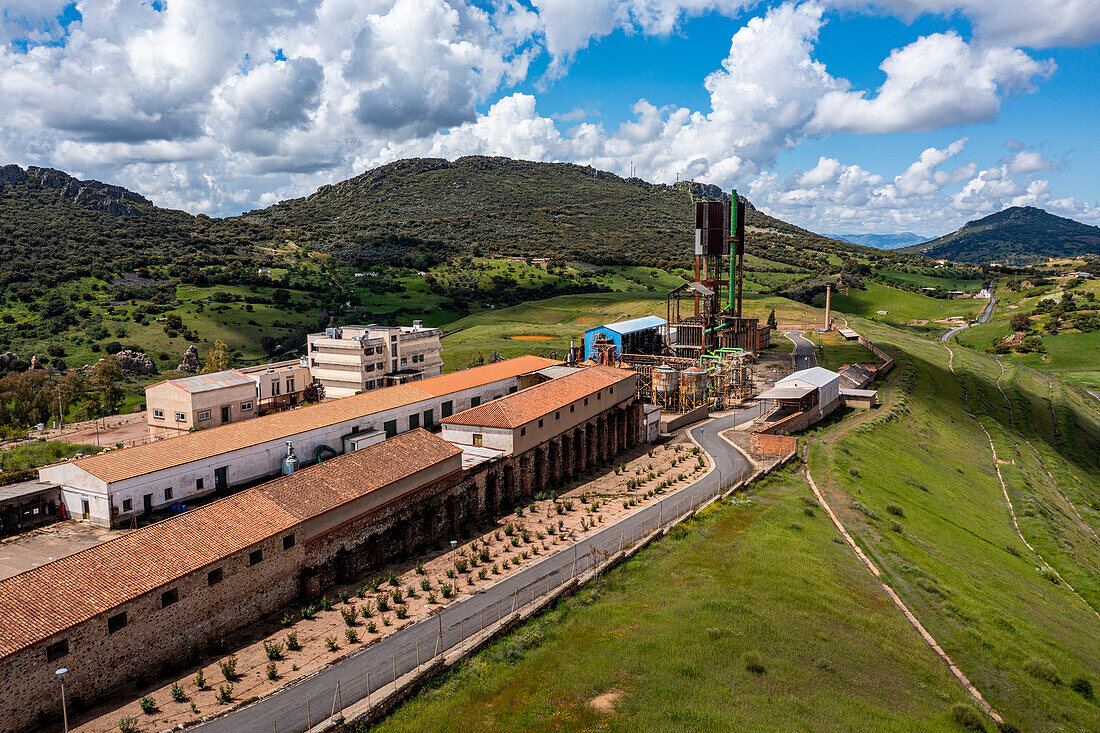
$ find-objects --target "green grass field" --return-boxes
[830,282,985,332]
[806,331,882,371]
[0,441,99,473]
[877,268,984,292]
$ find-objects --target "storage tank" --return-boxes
[281,442,300,475]
[653,365,679,397]
[681,366,707,404]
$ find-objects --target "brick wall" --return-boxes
[750,433,798,456]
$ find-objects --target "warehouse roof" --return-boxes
[149,369,254,393]
[440,365,633,429]
[59,355,558,484]
[756,385,816,400]
[0,430,459,658]
[588,315,666,335]
[777,367,840,388]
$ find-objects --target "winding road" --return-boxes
[785,331,818,370]
[197,408,758,733]
[941,287,997,342]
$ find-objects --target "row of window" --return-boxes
[121,478,205,514]
[44,533,297,661]
[515,387,610,437]
[152,402,253,422]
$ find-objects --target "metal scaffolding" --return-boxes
[592,344,754,412]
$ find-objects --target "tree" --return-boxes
[203,339,231,373]
[302,382,325,404]
[1009,313,1031,332]
[90,357,124,415]
[767,308,777,330]
[272,288,291,306]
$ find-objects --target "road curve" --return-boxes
[197,409,757,733]
[784,331,817,370]
[941,288,996,342]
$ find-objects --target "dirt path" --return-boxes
[943,345,1098,619]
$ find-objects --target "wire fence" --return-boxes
[272,467,747,733]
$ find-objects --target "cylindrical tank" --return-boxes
[281,441,300,475]
[681,366,707,403]
[653,365,679,396]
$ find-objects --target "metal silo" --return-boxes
[681,366,707,406]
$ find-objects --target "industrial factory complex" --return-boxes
[0,192,888,733]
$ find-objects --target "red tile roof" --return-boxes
[58,355,558,483]
[439,365,634,429]
[0,430,460,658]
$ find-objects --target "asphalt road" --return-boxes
[784,331,818,370]
[941,288,997,342]
[198,408,757,733]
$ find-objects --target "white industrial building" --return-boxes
[306,321,444,399]
[40,356,557,527]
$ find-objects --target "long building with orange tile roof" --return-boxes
[39,355,558,526]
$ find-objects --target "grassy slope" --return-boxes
[830,282,986,331]
[380,314,1099,732]
[376,466,973,733]
[812,318,1099,731]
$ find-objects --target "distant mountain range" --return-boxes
[824,232,928,250]
[900,206,1100,263]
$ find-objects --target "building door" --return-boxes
[221,405,231,423]
[215,467,228,492]
[81,499,90,520]
[143,493,153,515]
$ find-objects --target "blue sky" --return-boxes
[1,1,1098,235]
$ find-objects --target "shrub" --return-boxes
[325,636,339,652]
[396,605,409,619]
[406,585,417,598]
[280,614,293,627]
[218,656,237,681]
[492,564,500,575]
[802,506,815,517]
[356,586,367,599]
[848,467,861,477]
[391,589,403,605]
[367,621,378,633]
[427,592,438,604]
[1005,544,1021,557]
[138,696,156,714]
[341,607,358,626]
[446,568,455,578]
[266,662,278,680]
[360,602,373,618]
[885,502,904,517]
[216,684,233,704]
[1022,658,1060,684]
[442,583,453,598]
[480,548,491,563]
[118,716,139,733]
[387,571,400,586]
[1036,566,1059,584]
[194,669,206,690]
[345,629,360,644]
[950,703,985,730]
[1070,676,1093,700]
[264,639,283,660]
[170,682,186,702]
[455,559,469,573]
[890,520,903,533]
[301,604,316,620]
[743,651,765,675]
[319,596,333,611]
[421,578,431,591]
[415,561,426,575]
[285,632,300,651]
[382,615,391,626]
[377,596,389,612]
[479,568,488,579]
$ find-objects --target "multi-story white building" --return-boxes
[238,358,312,411]
[306,321,443,399]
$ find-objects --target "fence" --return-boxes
[251,465,762,733]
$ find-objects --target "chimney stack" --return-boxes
[825,284,832,331]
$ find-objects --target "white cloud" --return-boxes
[1004,149,1058,174]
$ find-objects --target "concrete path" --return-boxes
[784,331,817,370]
[197,408,758,733]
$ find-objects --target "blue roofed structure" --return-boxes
[584,316,666,360]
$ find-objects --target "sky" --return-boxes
[1,1,1098,236]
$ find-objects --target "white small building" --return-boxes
[774,367,840,418]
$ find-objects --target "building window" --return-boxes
[107,612,127,634]
[286,377,295,392]
[283,533,296,550]
[241,401,253,411]
[570,405,575,413]
[249,549,263,566]
[442,400,453,418]
[208,568,223,586]
[161,588,179,607]
[196,477,204,491]
[153,409,164,419]
[164,487,172,501]
[384,419,397,438]
[197,410,211,421]
[610,386,614,394]
[584,398,589,406]
[520,427,526,436]
[175,412,186,421]
[538,419,544,428]
[409,413,420,430]
[122,498,132,512]
[272,379,281,396]
[400,357,408,367]
[473,433,483,446]
[46,639,69,662]
[423,409,433,427]
[597,391,602,400]
[555,411,560,420]
[471,396,481,408]
[508,386,518,394]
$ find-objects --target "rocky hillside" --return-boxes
[901,206,1100,263]
[243,156,876,271]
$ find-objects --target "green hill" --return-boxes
[901,206,1100,264]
